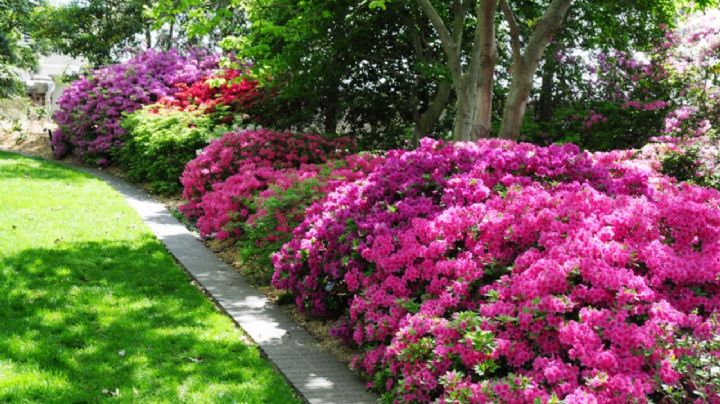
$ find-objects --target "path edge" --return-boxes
[0,149,378,404]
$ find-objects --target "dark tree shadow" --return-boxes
[0,239,298,403]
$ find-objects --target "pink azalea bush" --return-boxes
[177,128,379,283]
[272,138,720,402]
[51,49,218,164]
[178,129,355,238]
[237,153,384,282]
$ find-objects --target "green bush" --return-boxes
[237,178,326,284]
[524,101,667,151]
[118,105,226,194]
[661,148,699,183]
[660,143,720,191]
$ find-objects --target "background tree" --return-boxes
[146,0,248,49]
[240,0,456,148]
[31,0,152,66]
[0,0,45,97]
[156,0,456,148]
[147,0,717,147]
[506,0,679,149]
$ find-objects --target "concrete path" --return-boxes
[3,150,377,404]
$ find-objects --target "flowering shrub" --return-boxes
[237,153,383,283]
[179,129,354,235]
[661,10,720,140]
[159,68,261,124]
[529,9,720,152]
[117,105,227,194]
[177,129,373,284]
[273,138,720,402]
[655,135,720,191]
[51,49,217,164]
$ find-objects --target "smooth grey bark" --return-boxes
[416,0,496,141]
[498,0,572,139]
[474,0,497,138]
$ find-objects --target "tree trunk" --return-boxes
[323,105,338,134]
[323,88,340,134]
[145,26,152,49]
[413,80,452,140]
[536,48,557,123]
[499,66,533,139]
[472,0,498,139]
[167,20,175,50]
[454,85,478,141]
[498,0,572,139]
[416,0,477,141]
[474,56,495,138]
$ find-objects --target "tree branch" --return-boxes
[416,0,462,83]
[402,10,425,61]
[466,0,496,86]
[499,0,522,64]
[522,0,572,69]
[451,0,471,50]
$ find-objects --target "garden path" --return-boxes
[3,150,377,404]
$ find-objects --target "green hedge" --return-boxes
[118,105,225,194]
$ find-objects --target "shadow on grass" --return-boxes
[0,152,87,182]
[0,239,298,403]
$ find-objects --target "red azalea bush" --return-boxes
[272,138,720,402]
[159,69,261,122]
[178,129,355,238]
[51,49,217,164]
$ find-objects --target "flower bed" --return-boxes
[51,49,217,164]
[272,138,720,402]
[179,129,353,224]
[178,129,376,282]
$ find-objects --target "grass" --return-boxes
[0,152,300,403]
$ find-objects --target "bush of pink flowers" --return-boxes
[272,138,720,402]
[178,129,356,238]
[235,153,385,283]
[51,49,218,164]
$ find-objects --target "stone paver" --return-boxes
[4,151,378,404]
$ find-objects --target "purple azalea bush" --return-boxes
[51,49,218,164]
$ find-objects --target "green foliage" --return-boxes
[525,101,668,151]
[661,144,720,191]
[654,317,720,402]
[31,0,151,66]
[178,0,453,148]
[661,148,699,183]
[238,178,326,284]
[147,0,246,49]
[0,0,46,97]
[117,106,226,194]
[240,0,435,147]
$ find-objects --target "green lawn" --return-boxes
[0,152,299,403]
